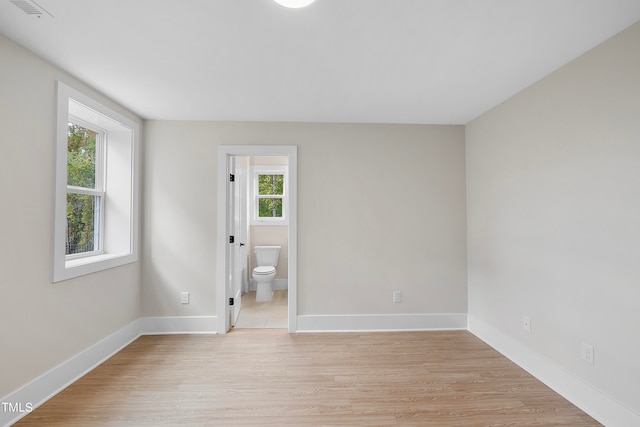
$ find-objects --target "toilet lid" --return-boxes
[253,266,276,275]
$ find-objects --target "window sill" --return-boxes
[66,252,128,268]
[251,220,289,226]
[53,251,136,283]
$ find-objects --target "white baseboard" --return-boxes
[141,316,218,335]
[248,278,288,291]
[468,315,640,427]
[296,313,467,332]
[0,320,141,427]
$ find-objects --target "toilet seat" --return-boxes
[253,266,276,275]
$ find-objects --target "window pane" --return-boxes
[67,123,97,188]
[258,198,283,218]
[66,193,99,255]
[258,174,284,195]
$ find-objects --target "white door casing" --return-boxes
[216,146,297,334]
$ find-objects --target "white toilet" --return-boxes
[252,246,281,302]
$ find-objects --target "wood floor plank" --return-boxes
[15,330,601,426]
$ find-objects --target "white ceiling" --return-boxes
[1,0,640,124]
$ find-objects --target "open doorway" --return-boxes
[216,146,297,334]
[234,156,289,329]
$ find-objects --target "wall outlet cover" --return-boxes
[181,292,190,304]
[581,342,594,365]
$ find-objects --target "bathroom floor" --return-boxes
[234,290,288,329]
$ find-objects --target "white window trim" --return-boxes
[250,165,288,226]
[53,81,140,282]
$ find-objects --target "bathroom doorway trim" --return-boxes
[216,145,297,334]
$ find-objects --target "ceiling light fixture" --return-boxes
[273,0,315,9]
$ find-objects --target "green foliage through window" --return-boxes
[66,194,97,254]
[258,174,283,195]
[257,174,284,218]
[67,123,96,188]
[259,198,283,218]
[66,123,100,255]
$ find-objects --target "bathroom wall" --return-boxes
[0,34,142,399]
[142,122,467,319]
[466,21,640,415]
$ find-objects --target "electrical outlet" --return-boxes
[181,292,190,304]
[393,291,402,303]
[522,316,531,333]
[581,343,594,365]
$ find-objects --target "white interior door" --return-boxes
[236,164,249,294]
[228,157,242,327]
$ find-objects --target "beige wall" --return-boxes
[142,122,467,317]
[466,22,640,413]
[0,34,142,397]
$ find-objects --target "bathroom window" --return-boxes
[53,81,140,282]
[251,166,288,225]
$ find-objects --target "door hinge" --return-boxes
[229,297,234,306]
[229,173,235,182]
[229,235,235,244]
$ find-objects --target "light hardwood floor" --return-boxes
[234,290,287,329]
[16,330,600,426]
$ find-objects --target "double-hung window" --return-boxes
[251,166,288,225]
[65,120,105,257]
[53,82,139,282]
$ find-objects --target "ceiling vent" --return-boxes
[9,0,53,18]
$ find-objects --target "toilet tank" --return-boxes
[254,246,281,267]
